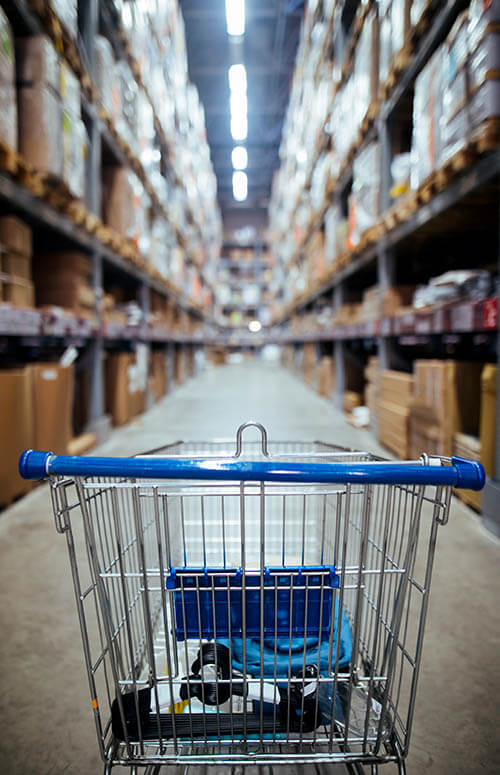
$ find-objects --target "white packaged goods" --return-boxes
[0,9,16,148]
[469,0,500,53]
[16,36,60,94]
[378,0,410,83]
[51,0,78,40]
[60,61,80,119]
[348,142,380,248]
[411,47,444,187]
[410,0,429,27]
[94,36,114,116]
[353,8,379,126]
[63,116,87,199]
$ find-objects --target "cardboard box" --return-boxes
[150,350,167,402]
[18,83,63,175]
[0,367,34,506]
[3,277,34,307]
[174,347,185,386]
[16,35,60,93]
[0,9,17,149]
[382,285,416,317]
[343,391,362,413]
[317,356,336,398]
[105,352,133,427]
[31,363,74,454]
[102,167,134,237]
[378,370,414,457]
[1,252,32,280]
[0,216,32,256]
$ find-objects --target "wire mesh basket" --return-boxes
[20,422,485,773]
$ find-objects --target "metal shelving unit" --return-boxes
[0,0,219,441]
[266,0,500,534]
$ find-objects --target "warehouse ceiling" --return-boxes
[181,0,303,224]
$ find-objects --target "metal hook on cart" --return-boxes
[234,421,270,457]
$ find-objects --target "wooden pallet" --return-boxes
[0,140,19,175]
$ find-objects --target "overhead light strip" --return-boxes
[225,0,245,37]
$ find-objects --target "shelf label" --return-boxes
[482,298,498,330]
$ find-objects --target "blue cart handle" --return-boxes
[19,450,485,490]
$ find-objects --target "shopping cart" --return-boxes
[20,421,484,774]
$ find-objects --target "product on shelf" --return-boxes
[364,356,379,425]
[94,35,115,117]
[51,0,78,40]
[0,216,33,307]
[33,251,94,315]
[17,34,63,176]
[359,285,381,322]
[343,390,362,414]
[61,61,86,198]
[317,355,336,398]
[378,0,411,86]
[105,350,146,427]
[382,285,416,316]
[353,6,379,126]
[0,9,17,149]
[32,362,74,454]
[378,370,414,458]
[413,269,493,309]
[348,141,381,248]
[411,46,444,188]
[0,367,34,505]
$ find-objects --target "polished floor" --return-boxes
[0,362,499,774]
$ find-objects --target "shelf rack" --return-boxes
[265,0,500,534]
[0,0,220,441]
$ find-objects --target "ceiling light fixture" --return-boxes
[225,0,245,37]
[231,115,247,141]
[248,320,262,333]
[232,146,248,170]
[228,63,247,93]
[233,170,248,201]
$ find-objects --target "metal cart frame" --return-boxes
[20,422,484,774]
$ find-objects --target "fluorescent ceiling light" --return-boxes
[232,146,248,170]
[231,114,247,141]
[248,320,262,333]
[228,64,247,93]
[230,91,247,119]
[225,0,245,37]
[233,170,248,201]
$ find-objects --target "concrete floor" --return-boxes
[0,362,499,775]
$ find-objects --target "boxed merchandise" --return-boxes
[303,342,317,385]
[150,350,167,402]
[51,0,78,40]
[16,35,60,94]
[408,404,442,459]
[33,251,93,313]
[102,167,135,237]
[0,367,34,506]
[353,7,379,126]
[31,363,74,454]
[174,347,185,386]
[317,355,335,398]
[0,216,32,256]
[412,360,483,456]
[2,277,34,306]
[95,36,115,116]
[0,9,17,148]
[105,353,131,427]
[379,0,411,85]
[18,83,63,175]
[360,285,381,321]
[343,390,362,414]
[348,142,380,248]
[382,285,416,317]
[378,370,414,458]
[411,46,445,187]
[468,0,500,53]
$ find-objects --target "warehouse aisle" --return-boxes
[0,362,499,775]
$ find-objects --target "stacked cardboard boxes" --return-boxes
[378,370,414,458]
[303,343,317,386]
[0,9,17,148]
[409,360,483,459]
[105,350,147,427]
[0,216,33,307]
[317,355,335,398]
[364,356,379,425]
[150,350,167,403]
[0,362,74,506]
[33,251,94,316]
[17,35,63,177]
